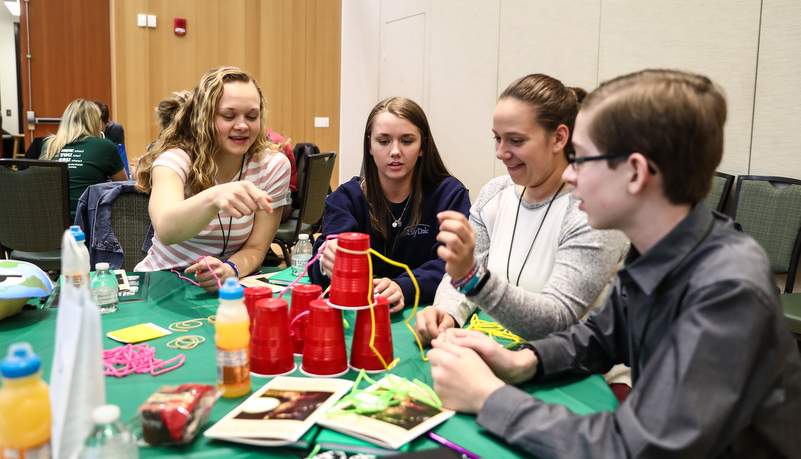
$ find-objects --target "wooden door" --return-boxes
[19,0,112,148]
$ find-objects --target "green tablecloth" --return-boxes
[1,270,618,458]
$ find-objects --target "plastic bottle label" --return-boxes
[65,275,86,288]
[1,440,51,459]
[291,254,312,275]
[91,287,118,304]
[215,348,249,385]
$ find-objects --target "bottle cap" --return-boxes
[1,342,41,378]
[70,225,85,242]
[298,234,309,240]
[95,262,110,271]
[92,404,121,425]
[219,277,244,300]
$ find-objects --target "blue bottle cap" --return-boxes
[1,342,41,379]
[70,225,85,242]
[218,277,244,300]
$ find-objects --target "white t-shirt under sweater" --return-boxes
[484,181,570,293]
[134,148,290,271]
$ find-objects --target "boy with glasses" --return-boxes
[429,69,801,457]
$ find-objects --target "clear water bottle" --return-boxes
[291,234,313,276]
[90,263,119,314]
[78,404,138,459]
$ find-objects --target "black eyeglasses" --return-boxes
[565,151,657,174]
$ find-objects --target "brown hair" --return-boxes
[582,69,727,204]
[362,97,453,240]
[155,90,191,130]
[499,74,586,154]
[136,66,279,195]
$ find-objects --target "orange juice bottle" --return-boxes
[215,277,251,398]
[0,342,51,458]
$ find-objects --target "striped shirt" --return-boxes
[134,148,290,271]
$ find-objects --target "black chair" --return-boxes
[731,175,801,293]
[703,171,734,213]
[109,191,152,271]
[0,159,70,271]
[267,151,336,264]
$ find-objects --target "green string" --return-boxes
[326,370,442,416]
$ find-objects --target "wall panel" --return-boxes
[750,1,801,177]
[428,1,500,200]
[597,0,761,176]
[497,0,601,179]
[112,0,341,191]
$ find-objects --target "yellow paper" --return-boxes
[107,322,171,344]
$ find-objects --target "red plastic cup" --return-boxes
[250,297,296,377]
[289,284,322,355]
[330,232,373,309]
[349,296,394,372]
[244,286,273,334]
[300,299,348,377]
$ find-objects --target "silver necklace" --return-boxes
[386,194,411,228]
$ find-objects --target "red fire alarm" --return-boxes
[174,18,186,36]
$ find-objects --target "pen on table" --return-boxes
[429,432,482,459]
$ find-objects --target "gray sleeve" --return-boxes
[467,198,629,340]
[478,280,800,458]
[432,178,502,326]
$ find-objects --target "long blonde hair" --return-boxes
[136,66,281,195]
[42,99,102,160]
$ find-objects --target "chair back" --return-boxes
[110,191,152,271]
[298,151,337,230]
[269,151,336,263]
[704,171,734,214]
[731,175,801,293]
[292,142,322,210]
[0,159,70,255]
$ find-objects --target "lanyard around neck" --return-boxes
[506,182,566,287]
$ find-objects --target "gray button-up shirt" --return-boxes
[477,204,801,458]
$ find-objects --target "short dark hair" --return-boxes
[582,69,727,204]
[93,101,110,124]
[499,74,586,154]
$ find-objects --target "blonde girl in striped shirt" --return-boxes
[134,66,290,292]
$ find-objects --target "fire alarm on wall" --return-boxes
[174,18,186,35]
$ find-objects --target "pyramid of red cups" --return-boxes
[247,232,394,378]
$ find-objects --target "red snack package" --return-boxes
[139,383,220,445]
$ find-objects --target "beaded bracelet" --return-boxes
[223,260,239,278]
[457,263,485,295]
[450,260,480,290]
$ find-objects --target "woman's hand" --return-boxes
[320,239,338,277]
[436,211,477,281]
[414,306,457,346]
[373,278,405,312]
[210,181,274,218]
[184,257,236,292]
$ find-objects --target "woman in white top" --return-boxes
[134,66,290,291]
[416,74,629,343]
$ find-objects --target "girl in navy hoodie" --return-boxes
[309,97,471,312]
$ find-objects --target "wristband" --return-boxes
[457,263,484,294]
[223,260,240,279]
[466,268,490,297]
[451,260,480,289]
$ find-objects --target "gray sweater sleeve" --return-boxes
[433,177,630,339]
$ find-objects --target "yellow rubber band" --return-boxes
[166,335,205,350]
[168,316,216,332]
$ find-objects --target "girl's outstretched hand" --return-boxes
[211,181,274,218]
